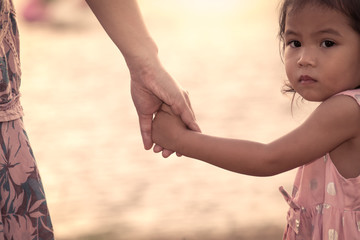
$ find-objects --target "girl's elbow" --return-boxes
[254,153,286,177]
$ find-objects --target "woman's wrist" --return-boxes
[124,47,163,85]
[121,36,159,69]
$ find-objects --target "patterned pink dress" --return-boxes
[280,89,360,240]
[0,0,54,239]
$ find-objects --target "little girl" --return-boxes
[152,0,360,239]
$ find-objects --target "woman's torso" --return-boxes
[0,0,23,121]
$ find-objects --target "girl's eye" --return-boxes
[321,40,336,48]
[288,40,301,48]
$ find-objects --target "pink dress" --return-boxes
[280,89,360,240]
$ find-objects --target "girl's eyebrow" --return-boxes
[284,29,298,37]
[284,28,342,38]
[316,28,342,37]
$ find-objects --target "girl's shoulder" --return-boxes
[322,89,360,123]
[321,89,360,111]
[320,89,360,114]
[314,89,360,140]
[334,89,360,106]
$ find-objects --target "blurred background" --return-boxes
[13,0,317,239]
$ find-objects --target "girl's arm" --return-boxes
[152,95,360,176]
[85,0,200,152]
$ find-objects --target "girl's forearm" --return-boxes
[85,0,158,65]
[176,131,282,177]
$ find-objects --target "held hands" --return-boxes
[152,104,188,157]
[128,56,200,157]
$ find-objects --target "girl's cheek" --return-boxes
[284,52,296,71]
[284,61,292,77]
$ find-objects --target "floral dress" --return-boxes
[0,0,54,239]
[280,89,360,240]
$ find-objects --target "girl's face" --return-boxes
[284,4,360,101]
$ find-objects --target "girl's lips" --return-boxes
[299,75,317,84]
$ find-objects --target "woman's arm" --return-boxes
[152,96,360,176]
[85,0,157,60]
[85,0,200,152]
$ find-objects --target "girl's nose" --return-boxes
[297,49,316,67]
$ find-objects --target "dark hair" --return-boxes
[278,0,360,96]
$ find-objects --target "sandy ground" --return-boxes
[13,0,318,239]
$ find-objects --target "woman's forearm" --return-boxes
[85,0,158,64]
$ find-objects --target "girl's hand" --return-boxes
[152,104,188,157]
